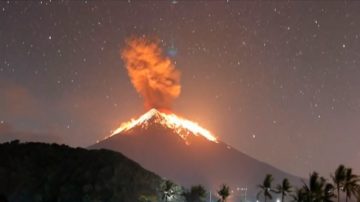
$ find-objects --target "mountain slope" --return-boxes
[91,109,302,201]
[0,141,165,202]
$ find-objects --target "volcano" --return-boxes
[91,109,301,200]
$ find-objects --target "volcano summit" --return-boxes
[106,108,217,144]
[91,109,301,200]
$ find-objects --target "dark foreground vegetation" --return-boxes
[0,141,216,202]
[256,165,360,202]
[0,141,163,202]
[2,141,358,202]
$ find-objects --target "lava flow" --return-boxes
[109,108,218,143]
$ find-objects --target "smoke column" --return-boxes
[121,37,181,111]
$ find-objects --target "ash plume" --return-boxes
[121,37,181,111]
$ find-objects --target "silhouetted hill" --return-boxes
[0,141,164,202]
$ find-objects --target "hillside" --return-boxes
[0,141,165,202]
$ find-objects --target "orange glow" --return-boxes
[121,37,181,110]
[108,108,218,143]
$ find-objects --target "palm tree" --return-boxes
[356,186,360,202]
[301,172,327,202]
[257,174,274,202]
[332,164,346,202]
[161,180,176,202]
[291,188,307,202]
[343,168,359,202]
[217,184,230,202]
[182,185,207,202]
[323,183,335,202]
[276,178,292,202]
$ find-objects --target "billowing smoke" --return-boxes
[121,37,181,111]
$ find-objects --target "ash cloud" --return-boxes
[121,36,181,111]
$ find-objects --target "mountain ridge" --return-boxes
[0,141,165,202]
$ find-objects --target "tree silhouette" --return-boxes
[303,172,326,202]
[291,188,307,202]
[182,185,207,202]
[266,165,360,202]
[0,142,164,202]
[0,194,8,202]
[257,174,274,202]
[276,178,292,202]
[332,164,346,202]
[323,183,335,202]
[217,184,230,202]
[343,168,359,202]
[161,180,176,202]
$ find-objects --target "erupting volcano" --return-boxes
[102,36,217,145]
[91,36,301,201]
[108,108,217,144]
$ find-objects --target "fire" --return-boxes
[109,108,218,143]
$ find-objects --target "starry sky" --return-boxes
[1,0,360,178]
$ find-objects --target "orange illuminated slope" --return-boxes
[104,108,218,144]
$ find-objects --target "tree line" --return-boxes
[158,165,360,202]
[1,142,358,202]
[257,165,360,202]
[155,180,229,202]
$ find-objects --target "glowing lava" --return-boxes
[109,108,218,143]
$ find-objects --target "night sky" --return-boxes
[1,0,360,178]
